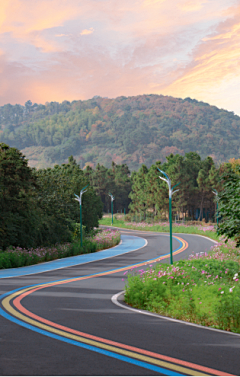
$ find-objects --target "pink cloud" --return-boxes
[80,28,94,36]
[161,6,240,110]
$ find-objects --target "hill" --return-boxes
[0,95,239,170]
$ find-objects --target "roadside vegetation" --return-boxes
[100,217,219,241]
[0,143,122,269]
[124,238,240,333]
[0,228,120,269]
[123,164,240,333]
[0,143,102,251]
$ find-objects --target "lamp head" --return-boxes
[157,167,170,181]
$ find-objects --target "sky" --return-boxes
[0,0,240,114]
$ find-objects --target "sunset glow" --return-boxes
[0,0,239,113]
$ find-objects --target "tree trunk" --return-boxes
[199,193,204,221]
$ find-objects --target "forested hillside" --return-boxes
[0,95,239,170]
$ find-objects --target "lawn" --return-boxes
[99,217,219,241]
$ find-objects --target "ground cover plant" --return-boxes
[99,217,219,241]
[124,238,240,333]
[0,229,120,269]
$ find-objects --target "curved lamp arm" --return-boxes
[74,184,89,205]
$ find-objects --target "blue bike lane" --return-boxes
[0,235,147,279]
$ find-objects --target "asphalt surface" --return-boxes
[1,229,240,376]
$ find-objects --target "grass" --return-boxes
[99,217,220,241]
[124,238,240,333]
[0,228,121,269]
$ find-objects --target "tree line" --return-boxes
[1,142,239,250]
[129,152,224,222]
[0,144,102,250]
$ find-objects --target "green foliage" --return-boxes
[124,245,240,332]
[0,229,121,269]
[0,241,95,269]
[218,166,240,246]
[128,152,219,221]
[0,143,40,249]
[0,145,103,249]
[84,161,131,213]
[1,95,240,170]
[99,218,220,241]
[34,156,103,245]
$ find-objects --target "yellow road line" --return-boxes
[3,292,207,376]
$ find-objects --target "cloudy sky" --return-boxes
[1,0,240,113]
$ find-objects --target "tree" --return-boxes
[129,165,149,216]
[36,157,103,243]
[0,146,103,249]
[0,143,39,249]
[197,157,215,221]
[218,167,240,246]
[84,162,132,213]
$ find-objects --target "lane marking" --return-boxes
[0,235,226,375]
[2,293,195,376]
[13,287,232,376]
[0,307,182,376]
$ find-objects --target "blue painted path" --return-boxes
[0,235,146,279]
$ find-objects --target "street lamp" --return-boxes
[74,184,89,247]
[157,168,180,265]
[108,193,115,225]
[212,189,219,235]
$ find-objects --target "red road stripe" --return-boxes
[13,284,232,376]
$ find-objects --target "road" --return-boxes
[0,229,239,376]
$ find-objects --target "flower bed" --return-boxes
[92,228,121,251]
[0,229,121,269]
[124,238,240,333]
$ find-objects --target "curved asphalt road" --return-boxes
[0,229,239,376]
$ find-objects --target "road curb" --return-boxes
[112,291,240,338]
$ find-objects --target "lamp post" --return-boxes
[212,189,219,235]
[108,193,115,225]
[157,168,180,265]
[74,184,89,247]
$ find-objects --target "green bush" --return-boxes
[124,241,240,333]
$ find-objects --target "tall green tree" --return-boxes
[218,166,240,246]
[0,143,39,249]
[197,157,215,220]
[84,161,131,213]
[35,156,103,244]
[129,165,149,216]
